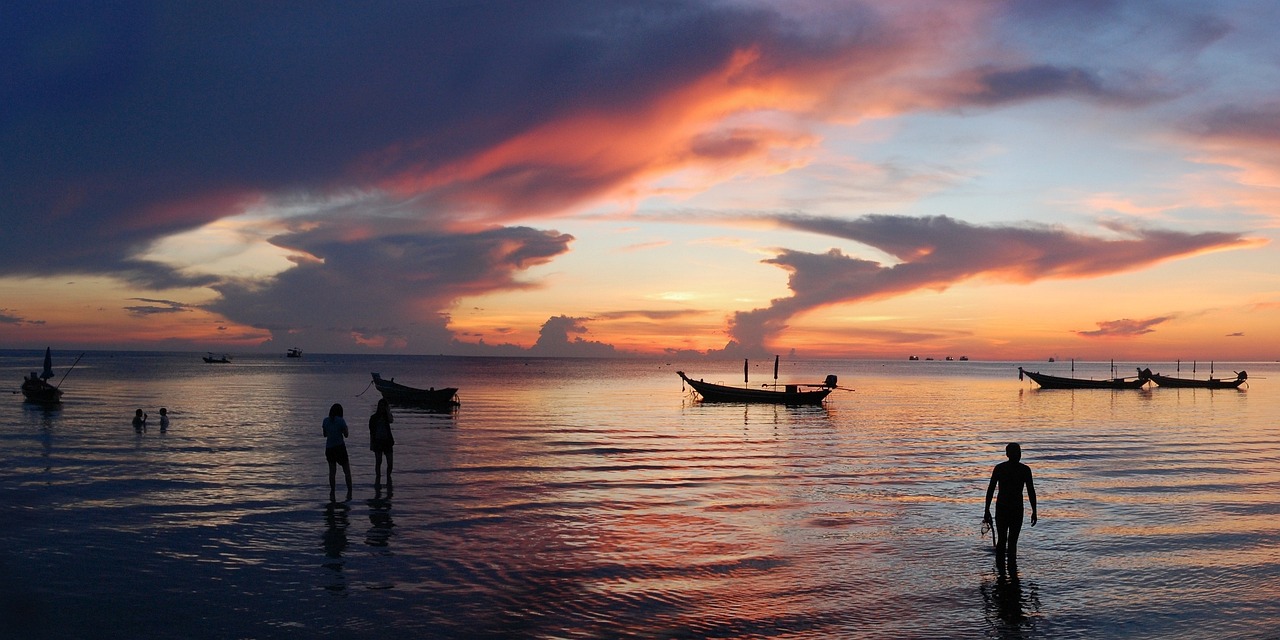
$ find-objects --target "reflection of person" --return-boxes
[133,409,148,433]
[158,407,170,432]
[984,443,1037,569]
[323,403,352,502]
[369,399,395,487]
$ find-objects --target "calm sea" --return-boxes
[2,351,1278,639]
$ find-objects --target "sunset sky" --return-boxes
[3,1,1277,360]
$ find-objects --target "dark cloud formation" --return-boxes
[719,215,1252,354]
[205,221,573,352]
[958,65,1173,107]
[528,315,618,357]
[0,309,40,325]
[1,1,880,277]
[124,298,192,316]
[1076,316,1173,338]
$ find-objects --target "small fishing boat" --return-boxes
[203,353,232,364]
[1147,369,1247,389]
[678,357,840,405]
[286,348,302,358]
[20,348,82,405]
[371,373,459,407]
[1018,366,1150,390]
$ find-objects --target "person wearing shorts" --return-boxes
[323,403,352,502]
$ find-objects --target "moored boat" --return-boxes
[20,348,82,405]
[1147,369,1247,389]
[1018,366,1150,390]
[678,371,839,404]
[371,373,459,407]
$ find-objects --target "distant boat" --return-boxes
[909,356,920,361]
[945,356,954,361]
[286,348,303,358]
[678,359,840,405]
[20,348,82,405]
[1019,366,1149,390]
[1048,357,1056,362]
[958,356,969,361]
[203,353,232,364]
[371,373,459,407]
[1146,368,1247,389]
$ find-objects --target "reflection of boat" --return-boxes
[371,373,459,407]
[1147,369,1247,389]
[286,348,303,358]
[678,371,838,405]
[203,353,232,363]
[1019,366,1149,390]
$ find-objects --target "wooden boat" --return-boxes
[203,353,232,363]
[1147,369,1247,389]
[20,348,81,404]
[1018,366,1150,390]
[678,371,838,405]
[371,373,459,407]
[286,348,303,358]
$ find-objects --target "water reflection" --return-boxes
[322,503,350,594]
[366,487,395,548]
[981,567,1041,638]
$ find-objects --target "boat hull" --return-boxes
[371,373,459,407]
[678,371,833,405]
[21,379,63,404]
[1019,367,1149,390]
[1149,373,1245,389]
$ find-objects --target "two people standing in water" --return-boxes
[322,400,396,501]
[131,407,170,433]
[984,442,1037,571]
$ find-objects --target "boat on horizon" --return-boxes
[286,348,302,358]
[371,373,459,408]
[1018,366,1150,390]
[203,353,232,364]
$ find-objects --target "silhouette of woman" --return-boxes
[322,403,352,502]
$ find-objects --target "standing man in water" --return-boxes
[984,442,1037,569]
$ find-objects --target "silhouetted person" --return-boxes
[985,442,1037,569]
[323,403,352,502]
[133,409,148,433]
[158,407,170,432]
[369,398,395,488]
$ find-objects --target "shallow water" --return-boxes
[2,352,1278,638]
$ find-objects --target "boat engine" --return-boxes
[824,374,838,388]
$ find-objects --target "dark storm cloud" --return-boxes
[0,0,847,278]
[720,215,1252,353]
[1076,316,1173,338]
[528,315,618,357]
[205,222,573,351]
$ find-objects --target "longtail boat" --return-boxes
[371,373,459,407]
[1018,366,1150,390]
[20,348,82,405]
[1147,369,1247,389]
[677,358,840,405]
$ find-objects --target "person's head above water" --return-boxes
[1006,442,1021,461]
